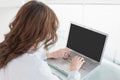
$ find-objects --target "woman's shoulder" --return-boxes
[6,52,50,72]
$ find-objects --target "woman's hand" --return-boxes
[47,48,70,59]
[70,56,85,71]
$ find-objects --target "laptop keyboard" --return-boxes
[66,53,93,70]
[82,58,92,70]
[47,59,71,74]
[47,52,99,78]
[48,54,96,74]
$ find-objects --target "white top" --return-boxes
[0,47,80,80]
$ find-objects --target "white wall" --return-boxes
[0,3,120,64]
[0,7,18,41]
[0,0,24,7]
[44,0,120,4]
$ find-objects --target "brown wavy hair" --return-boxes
[0,0,58,69]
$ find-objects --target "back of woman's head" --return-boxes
[0,0,58,68]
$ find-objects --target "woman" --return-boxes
[0,1,85,80]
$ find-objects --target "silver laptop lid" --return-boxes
[67,23,107,62]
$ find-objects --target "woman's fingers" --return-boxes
[70,56,85,71]
[79,57,85,69]
[62,48,71,59]
[79,57,84,62]
[64,48,71,55]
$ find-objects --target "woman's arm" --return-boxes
[67,71,81,80]
[46,48,70,59]
[67,56,85,80]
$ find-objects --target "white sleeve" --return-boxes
[67,71,81,80]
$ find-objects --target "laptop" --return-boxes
[47,23,107,79]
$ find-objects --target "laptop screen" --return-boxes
[67,23,107,62]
